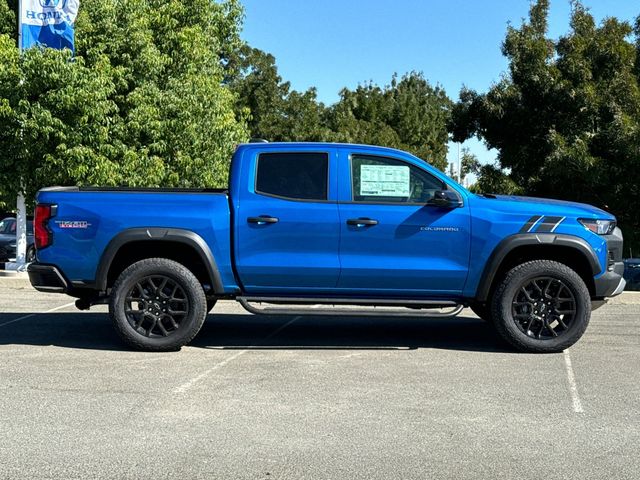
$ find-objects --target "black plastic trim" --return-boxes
[94,228,224,293]
[39,187,227,194]
[594,262,625,298]
[475,233,602,302]
[27,263,68,293]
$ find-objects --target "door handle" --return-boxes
[346,218,378,227]
[247,215,279,225]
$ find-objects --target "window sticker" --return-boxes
[360,164,410,197]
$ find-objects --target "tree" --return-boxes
[228,45,331,142]
[450,0,640,249]
[0,0,248,207]
[328,73,452,171]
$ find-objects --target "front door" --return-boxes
[235,149,341,293]
[337,151,471,296]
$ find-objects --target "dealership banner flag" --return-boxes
[20,0,79,51]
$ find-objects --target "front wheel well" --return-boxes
[485,245,596,301]
[105,241,213,292]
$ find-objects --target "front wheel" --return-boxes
[109,258,207,351]
[491,260,591,353]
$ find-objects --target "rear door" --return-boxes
[235,147,341,293]
[336,149,471,296]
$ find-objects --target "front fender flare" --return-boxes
[475,233,601,302]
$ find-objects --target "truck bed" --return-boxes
[35,188,237,292]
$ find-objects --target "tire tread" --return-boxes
[109,258,207,352]
[490,260,591,353]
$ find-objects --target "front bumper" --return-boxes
[594,262,626,297]
[593,227,625,298]
[27,263,68,293]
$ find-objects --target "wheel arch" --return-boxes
[95,228,223,294]
[475,234,601,302]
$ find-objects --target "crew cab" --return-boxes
[28,142,625,352]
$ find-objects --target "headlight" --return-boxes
[578,219,616,235]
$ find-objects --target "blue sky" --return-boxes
[240,1,639,174]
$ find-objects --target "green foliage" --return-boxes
[450,0,640,249]
[328,73,452,171]
[1,0,454,206]
[0,0,248,206]
[228,46,331,142]
[0,0,14,38]
[230,54,453,170]
[460,147,479,184]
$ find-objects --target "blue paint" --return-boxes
[36,142,617,300]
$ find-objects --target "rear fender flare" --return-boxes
[95,228,223,293]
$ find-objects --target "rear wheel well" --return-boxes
[486,245,596,301]
[106,241,212,292]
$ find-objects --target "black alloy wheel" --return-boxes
[512,277,577,340]
[491,260,591,353]
[125,275,190,338]
[109,258,207,351]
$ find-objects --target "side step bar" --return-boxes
[237,296,464,318]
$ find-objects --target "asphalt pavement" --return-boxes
[0,280,638,479]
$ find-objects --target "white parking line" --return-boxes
[563,349,584,413]
[0,302,76,328]
[174,316,301,394]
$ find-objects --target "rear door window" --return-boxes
[256,152,329,201]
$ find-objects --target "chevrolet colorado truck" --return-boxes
[28,142,625,352]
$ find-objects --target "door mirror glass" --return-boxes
[426,190,462,208]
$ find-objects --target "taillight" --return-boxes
[34,204,55,250]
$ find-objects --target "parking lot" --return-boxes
[0,278,638,480]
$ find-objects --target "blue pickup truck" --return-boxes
[28,142,625,353]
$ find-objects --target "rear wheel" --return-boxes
[491,260,591,353]
[109,258,207,351]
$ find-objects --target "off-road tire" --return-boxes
[109,258,207,351]
[491,260,591,353]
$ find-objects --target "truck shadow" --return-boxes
[0,311,510,353]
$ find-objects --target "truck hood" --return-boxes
[479,194,615,220]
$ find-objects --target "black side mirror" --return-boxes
[426,190,462,208]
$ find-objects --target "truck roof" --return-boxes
[236,141,416,157]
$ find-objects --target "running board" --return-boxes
[237,296,464,318]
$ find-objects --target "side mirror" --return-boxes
[426,190,462,208]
